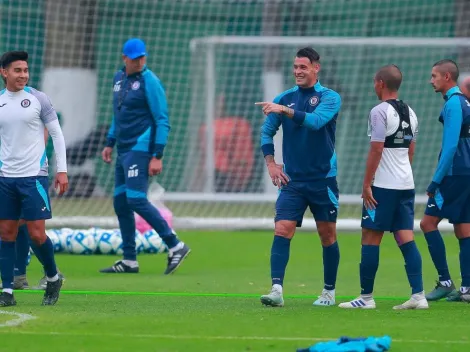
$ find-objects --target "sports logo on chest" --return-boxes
[131,81,140,90]
[113,80,122,92]
[21,99,31,108]
[309,96,319,107]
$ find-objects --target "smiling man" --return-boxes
[256,47,342,307]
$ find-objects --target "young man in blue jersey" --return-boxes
[420,60,470,303]
[0,51,68,306]
[100,38,190,275]
[256,47,341,307]
[338,65,427,310]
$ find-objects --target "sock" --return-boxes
[122,260,139,268]
[169,242,184,254]
[424,230,451,281]
[270,236,291,286]
[323,241,340,290]
[14,224,30,277]
[127,197,179,249]
[0,241,16,290]
[30,237,58,278]
[459,237,470,287]
[360,245,380,295]
[113,193,137,261]
[399,240,424,295]
[2,288,13,295]
[46,274,59,282]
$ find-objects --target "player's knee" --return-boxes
[420,217,438,233]
[126,196,149,212]
[274,221,296,239]
[26,225,47,245]
[317,222,337,246]
[113,194,131,215]
[0,222,18,241]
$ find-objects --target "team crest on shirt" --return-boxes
[131,81,140,90]
[309,96,319,106]
[20,99,31,108]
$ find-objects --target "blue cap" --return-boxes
[122,38,147,59]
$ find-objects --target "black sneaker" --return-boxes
[32,272,66,291]
[99,260,139,274]
[42,277,63,306]
[0,292,17,307]
[164,243,191,275]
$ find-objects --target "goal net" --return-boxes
[1,0,468,231]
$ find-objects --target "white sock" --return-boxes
[460,286,470,294]
[440,280,453,287]
[122,260,139,268]
[169,242,184,254]
[46,274,59,282]
[272,284,283,293]
[361,293,373,301]
[412,291,425,300]
[325,288,335,296]
[2,288,13,295]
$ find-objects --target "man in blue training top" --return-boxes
[100,38,190,275]
[256,47,341,307]
[420,59,470,303]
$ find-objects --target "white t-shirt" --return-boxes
[0,87,65,177]
[367,101,418,190]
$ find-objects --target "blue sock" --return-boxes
[424,230,451,281]
[127,197,179,249]
[114,193,137,260]
[0,241,16,290]
[459,237,470,287]
[323,241,340,290]
[31,237,58,278]
[271,236,291,286]
[399,241,423,294]
[360,245,380,295]
[14,225,30,276]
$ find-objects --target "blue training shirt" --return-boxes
[106,66,170,157]
[432,86,470,183]
[260,81,341,182]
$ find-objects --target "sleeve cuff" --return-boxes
[292,110,306,126]
[427,181,440,194]
[106,138,116,148]
[261,144,274,157]
[153,143,165,158]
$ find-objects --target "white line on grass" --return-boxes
[0,310,36,327]
[0,330,468,345]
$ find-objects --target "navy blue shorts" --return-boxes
[275,178,339,227]
[361,186,414,232]
[114,151,151,198]
[0,176,52,221]
[425,175,470,224]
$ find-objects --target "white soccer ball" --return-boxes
[69,230,96,255]
[96,230,117,254]
[134,231,145,254]
[57,228,75,252]
[143,230,167,254]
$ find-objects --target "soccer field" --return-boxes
[1,231,468,352]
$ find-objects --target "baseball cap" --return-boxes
[122,38,147,59]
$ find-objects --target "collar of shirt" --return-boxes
[120,65,147,78]
[444,85,460,101]
[297,80,324,93]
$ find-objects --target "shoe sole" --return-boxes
[260,296,284,307]
[99,270,139,274]
[0,302,17,307]
[165,249,191,275]
[338,304,376,309]
[313,302,335,307]
[393,306,429,310]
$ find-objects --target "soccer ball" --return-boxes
[46,229,63,252]
[58,228,75,252]
[134,231,145,254]
[68,230,96,255]
[143,230,167,254]
[96,230,118,254]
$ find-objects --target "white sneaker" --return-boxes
[338,296,376,309]
[260,284,284,307]
[393,293,429,310]
[313,289,336,306]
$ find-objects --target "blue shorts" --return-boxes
[0,176,52,221]
[114,151,151,198]
[425,175,470,224]
[361,186,414,232]
[275,178,339,227]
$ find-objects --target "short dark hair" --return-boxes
[0,51,28,69]
[296,47,320,64]
[433,59,459,81]
[375,64,403,91]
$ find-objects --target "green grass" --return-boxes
[2,231,468,351]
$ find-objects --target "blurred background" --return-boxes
[1,0,469,230]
